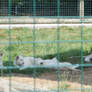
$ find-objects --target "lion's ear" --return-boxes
[40,62,44,65]
[16,56,19,60]
[0,53,3,56]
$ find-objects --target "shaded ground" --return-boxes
[0,67,92,92]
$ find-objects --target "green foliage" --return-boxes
[0,26,92,62]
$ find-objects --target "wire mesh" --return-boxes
[0,0,85,17]
[0,0,92,92]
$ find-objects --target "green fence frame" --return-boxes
[0,0,92,92]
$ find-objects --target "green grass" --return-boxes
[0,26,92,74]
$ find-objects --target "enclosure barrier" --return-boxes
[0,0,92,92]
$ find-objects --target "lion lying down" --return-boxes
[14,55,80,71]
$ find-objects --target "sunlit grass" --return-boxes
[0,26,91,64]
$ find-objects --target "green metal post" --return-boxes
[33,0,37,91]
[8,0,12,92]
[57,0,61,92]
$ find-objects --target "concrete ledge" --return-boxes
[0,24,92,29]
[0,16,91,24]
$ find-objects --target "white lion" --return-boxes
[0,53,3,67]
[14,55,42,70]
[37,57,80,71]
[14,55,80,71]
[85,53,92,63]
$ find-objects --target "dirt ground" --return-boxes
[0,67,92,92]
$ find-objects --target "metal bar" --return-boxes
[8,0,12,92]
[57,0,61,92]
[33,0,37,91]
